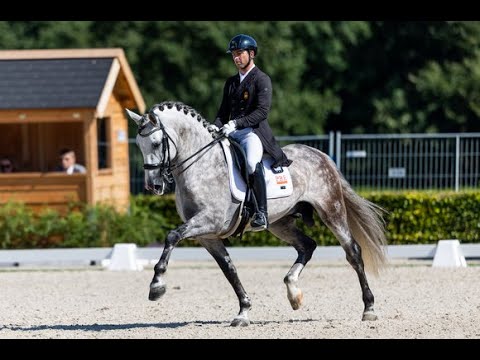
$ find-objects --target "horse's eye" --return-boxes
[153,142,161,149]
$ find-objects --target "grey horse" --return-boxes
[127,101,387,327]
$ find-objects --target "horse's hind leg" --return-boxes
[199,239,252,327]
[268,216,317,310]
[315,204,377,321]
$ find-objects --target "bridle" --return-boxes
[138,111,224,184]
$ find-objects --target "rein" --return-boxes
[138,115,224,183]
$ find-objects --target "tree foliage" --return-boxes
[2,21,480,135]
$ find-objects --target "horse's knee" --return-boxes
[166,224,188,246]
[166,231,181,246]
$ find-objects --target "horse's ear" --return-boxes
[148,113,158,126]
[125,109,143,126]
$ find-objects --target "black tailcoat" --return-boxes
[215,66,292,168]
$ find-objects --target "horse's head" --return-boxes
[126,107,178,195]
[127,101,215,195]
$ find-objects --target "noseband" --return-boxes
[138,111,224,183]
[138,114,177,183]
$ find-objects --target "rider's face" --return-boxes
[231,49,252,69]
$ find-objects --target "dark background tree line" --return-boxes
[2,21,480,136]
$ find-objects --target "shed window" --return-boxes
[97,117,111,170]
[0,122,84,172]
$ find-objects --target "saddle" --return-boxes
[219,138,293,238]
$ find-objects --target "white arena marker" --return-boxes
[432,240,467,268]
[107,243,143,271]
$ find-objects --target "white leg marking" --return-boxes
[285,263,304,310]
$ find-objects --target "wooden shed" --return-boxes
[0,48,145,212]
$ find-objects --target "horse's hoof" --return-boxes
[287,288,303,310]
[362,311,378,321]
[230,317,250,327]
[149,284,166,301]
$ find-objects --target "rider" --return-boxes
[212,34,292,231]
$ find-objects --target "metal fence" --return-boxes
[129,132,480,193]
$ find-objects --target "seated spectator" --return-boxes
[0,157,14,173]
[55,148,86,174]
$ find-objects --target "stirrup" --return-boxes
[250,212,268,231]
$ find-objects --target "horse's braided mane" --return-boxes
[152,101,211,129]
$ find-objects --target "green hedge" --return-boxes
[366,191,480,244]
[232,190,480,246]
[1,191,480,249]
[0,198,177,249]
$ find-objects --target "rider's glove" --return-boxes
[222,120,237,137]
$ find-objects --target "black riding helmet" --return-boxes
[226,34,258,56]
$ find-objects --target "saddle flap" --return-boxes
[220,139,293,201]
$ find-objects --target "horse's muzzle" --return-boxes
[145,183,165,196]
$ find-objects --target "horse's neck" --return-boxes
[169,124,208,157]
[168,121,225,179]
[174,141,226,196]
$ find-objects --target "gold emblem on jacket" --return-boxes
[243,91,249,100]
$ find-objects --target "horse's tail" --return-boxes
[340,176,388,276]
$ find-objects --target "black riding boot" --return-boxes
[250,162,268,231]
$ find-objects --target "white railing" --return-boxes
[1,244,479,268]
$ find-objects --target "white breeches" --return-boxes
[230,128,263,174]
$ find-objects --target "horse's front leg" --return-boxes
[149,223,189,300]
[199,239,252,327]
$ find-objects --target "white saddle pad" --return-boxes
[220,139,293,202]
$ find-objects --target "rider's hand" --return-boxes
[222,120,237,137]
[207,124,220,133]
